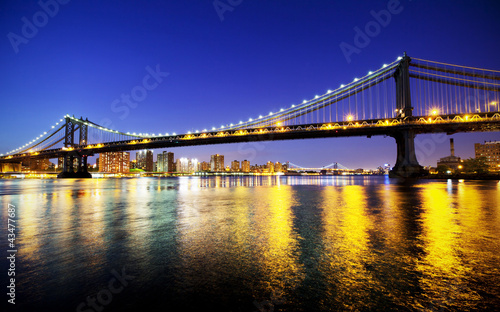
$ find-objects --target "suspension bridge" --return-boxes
[1,53,499,178]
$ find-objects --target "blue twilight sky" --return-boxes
[1,0,500,168]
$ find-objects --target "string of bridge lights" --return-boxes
[2,56,404,157]
[204,56,403,132]
[1,116,68,156]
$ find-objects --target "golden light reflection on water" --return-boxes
[251,185,305,297]
[1,177,500,311]
[319,185,376,310]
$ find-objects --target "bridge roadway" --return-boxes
[0,113,499,164]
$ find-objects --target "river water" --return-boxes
[0,176,499,311]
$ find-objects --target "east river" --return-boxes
[1,176,499,311]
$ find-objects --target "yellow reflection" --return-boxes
[319,185,374,309]
[252,186,304,294]
[416,183,481,309]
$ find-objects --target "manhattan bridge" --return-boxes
[1,53,499,178]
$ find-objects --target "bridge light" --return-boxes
[291,105,295,108]
[347,115,353,121]
[490,101,498,105]
[353,78,359,82]
[269,112,273,115]
[431,109,438,116]
[280,108,284,111]
[303,100,307,104]
[60,119,63,122]
[276,122,281,126]
[239,121,243,124]
[368,71,373,75]
[397,56,403,61]
[249,118,253,121]
[52,126,55,128]
[173,132,176,135]
[212,127,216,130]
[327,90,332,93]
[259,115,263,119]
[315,95,319,99]
[382,64,388,68]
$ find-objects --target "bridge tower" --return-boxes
[57,116,92,178]
[389,52,427,178]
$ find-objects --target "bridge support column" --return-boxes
[57,117,92,178]
[389,129,427,178]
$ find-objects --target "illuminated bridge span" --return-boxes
[1,53,500,178]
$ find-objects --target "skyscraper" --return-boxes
[241,160,250,173]
[231,160,240,172]
[475,141,500,169]
[157,153,164,172]
[210,154,224,172]
[136,150,153,171]
[99,152,130,173]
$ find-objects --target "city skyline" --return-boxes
[1,1,500,169]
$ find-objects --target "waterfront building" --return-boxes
[241,160,250,173]
[275,162,282,173]
[267,161,274,173]
[437,138,461,171]
[475,140,500,169]
[136,150,153,171]
[231,160,240,172]
[99,152,130,173]
[157,153,164,172]
[210,154,224,172]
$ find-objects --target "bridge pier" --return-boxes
[389,129,427,178]
[57,117,92,178]
[57,154,92,178]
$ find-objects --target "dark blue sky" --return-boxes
[1,0,500,168]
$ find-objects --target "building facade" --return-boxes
[231,160,240,172]
[210,154,224,172]
[136,150,153,171]
[475,141,500,169]
[99,152,130,173]
[241,160,250,173]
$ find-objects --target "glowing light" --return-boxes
[276,122,281,126]
[347,115,354,121]
[291,105,295,108]
[280,108,284,112]
[303,100,307,104]
[212,127,216,130]
[52,126,55,128]
[397,56,403,60]
[327,90,332,93]
[368,71,373,75]
[269,112,273,115]
[382,64,388,68]
[490,101,497,105]
[259,115,263,119]
[249,118,253,121]
[353,78,359,82]
[239,121,243,124]
[173,132,176,135]
[431,109,438,116]
[315,95,319,99]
